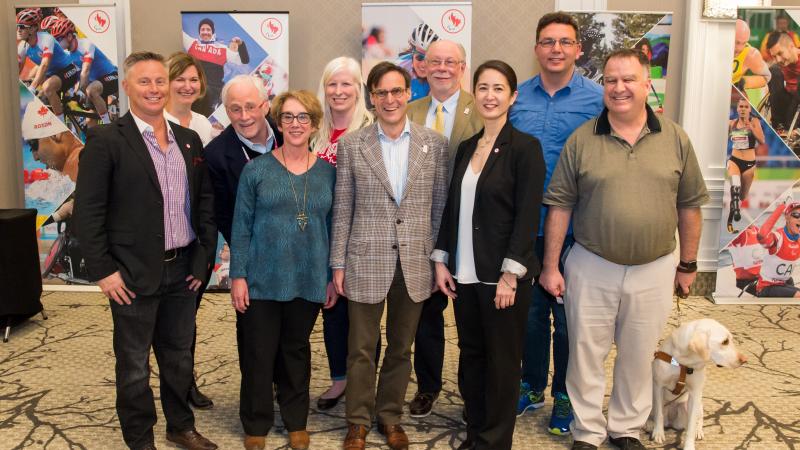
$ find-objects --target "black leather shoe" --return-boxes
[316,390,344,410]
[609,436,646,450]
[138,444,157,450]
[188,382,213,409]
[409,392,438,418]
[571,441,598,450]
[166,429,217,450]
[456,437,475,449]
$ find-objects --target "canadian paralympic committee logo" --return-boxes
[88,10,111,33]
[261,18,283,40]
[441,9,465,34]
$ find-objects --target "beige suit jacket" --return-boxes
[330,121,449,304]
[406,89,484,160]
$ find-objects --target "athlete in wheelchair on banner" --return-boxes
[17,8,119,142]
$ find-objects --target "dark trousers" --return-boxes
[321,296,382,380]
[237,298,321,435]
[346,263,424,426]
[522,235,572,395]
[413,290,448,394]
[189,265,214,378]
[110,252,197,450]
[455,281,532,450]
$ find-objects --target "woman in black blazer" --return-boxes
[431,60,545,450]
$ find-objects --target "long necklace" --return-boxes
[279,147,310,231]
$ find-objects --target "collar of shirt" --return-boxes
[235,119,275,154]
[377,118,411,142]
[131,109,176,142]
[431,90,460,115]
[594,104,662,136]
[530,69,584,97]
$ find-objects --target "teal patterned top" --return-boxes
[230,153,335,303]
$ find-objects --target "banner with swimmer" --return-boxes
[713,8,800,304]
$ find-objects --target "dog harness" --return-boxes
[653,351,694,395]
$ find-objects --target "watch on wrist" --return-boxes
[677,260,697,273]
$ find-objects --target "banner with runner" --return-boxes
[570,11,673,112]
[714,8,800,304]
[362,2,472,101]
[181,11,289,290]
[15,5,119,288]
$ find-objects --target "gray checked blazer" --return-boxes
[330,121,449,304]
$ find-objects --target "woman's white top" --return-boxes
[164,110,216,146]
[455,166,481,284]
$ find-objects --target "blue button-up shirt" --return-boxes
[235,118,276,155]
[510,70,603,235]
[378,119,411,205]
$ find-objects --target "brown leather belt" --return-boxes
[654,350,694,395]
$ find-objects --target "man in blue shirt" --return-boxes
[509,11,603,437]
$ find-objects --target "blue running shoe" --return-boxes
[517,382,545,417]
[549,391,574,435]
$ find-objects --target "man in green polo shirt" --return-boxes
[539,49,709,450]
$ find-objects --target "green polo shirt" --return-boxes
[543,106,709,265]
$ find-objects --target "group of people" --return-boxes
[71,11,708,450]
[17,7,119,125]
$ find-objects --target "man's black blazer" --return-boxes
[73,112,217,296]
[435,120,545,281]
[203,117,282,244]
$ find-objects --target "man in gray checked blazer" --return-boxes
[330,61,449,450]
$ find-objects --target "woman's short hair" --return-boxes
[473,60,518,93]
[166,52,207,99]
[271,90,323,131]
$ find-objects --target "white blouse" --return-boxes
[455,167,481,284]
[164,110,216,146]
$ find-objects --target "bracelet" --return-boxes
[501,276,516,291]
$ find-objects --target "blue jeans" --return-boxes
[522,235,572,395]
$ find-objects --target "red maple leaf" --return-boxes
[37,106,49,116]
[95,13,107,27]
[450,13,461,27]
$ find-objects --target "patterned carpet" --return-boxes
[2,292,799,449]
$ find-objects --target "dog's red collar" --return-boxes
[654,351,695,395]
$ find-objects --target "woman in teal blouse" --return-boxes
[229,90,336,450]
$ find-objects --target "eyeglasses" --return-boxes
[279,112,311,124]
[427,59,464,68]
[371,87,407,99]
[17,24,33,30]
[226,102,262,116]
[537,38,578,49]
[791,212,800,219]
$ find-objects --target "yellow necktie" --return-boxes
[433,103,445,135]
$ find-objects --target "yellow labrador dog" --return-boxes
[647,319,746,450]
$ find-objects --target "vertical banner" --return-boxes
[714,8,800,304]
[571,11,673,112]
[362,2,472,101]
[16,5,119,288]
[181,11,289,290]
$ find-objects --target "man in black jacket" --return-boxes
[73,51,218,450]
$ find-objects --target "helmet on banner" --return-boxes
[408,23,439,50]
[40,15,60,32]
[16,8,43,27]
[785,202,800,215]
[50,19,75,39]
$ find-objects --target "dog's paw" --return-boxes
[683,442,697,450]
[696,426,704,440]
[651,428,665,444]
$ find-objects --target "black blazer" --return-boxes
[73,113,217,295]
[435,120,545,281]
[203,117,282,244]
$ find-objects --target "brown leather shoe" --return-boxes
[343,423,368,450]
[165,429,218,450]
[288,430,310,449]
[378,423,409,450]
[243,435,266,450]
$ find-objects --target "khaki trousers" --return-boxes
[564,243,674,446]
[345,263,424,426]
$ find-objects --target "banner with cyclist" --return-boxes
[714,8,800,304]
[181,11,289,129]
[362,2,472,101]
[570,11,673,112]
[16,5,119,288]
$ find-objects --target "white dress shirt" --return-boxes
[425,90,460,140]
[378,119,411,205]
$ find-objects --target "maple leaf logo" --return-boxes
[268,20,279,35]
[94,13,107,28]
[449,13,461,27]
[37,106,49,116]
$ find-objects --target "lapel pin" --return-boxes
[185,144,190,149]
[423,144,428,153]
[464,107,470,115]
[494,148,499,153]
